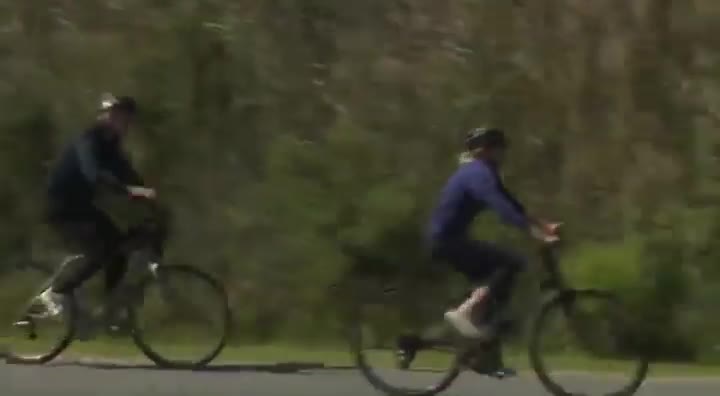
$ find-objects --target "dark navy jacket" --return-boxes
[47,124,142,209]
[427,159,529,242]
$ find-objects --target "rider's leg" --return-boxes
[85,215,128,325]
[439,239,526,338]
[433,240,524,377]
[38,221,105,316]
[102,252,129,328]
[104,252,128,296]
[454,287,490,319]
[484,256,524,319]
[52,217,119,291]
[45,208,119,313]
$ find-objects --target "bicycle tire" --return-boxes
[350,303,463,396]
[5,293,78,365]
[529,289,650,396]
[129,264,231,369]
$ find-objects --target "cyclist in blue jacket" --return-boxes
[425,127,559,373]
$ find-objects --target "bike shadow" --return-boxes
[6,357,463,377]
[48,360,462,376]
[43,359,338,374]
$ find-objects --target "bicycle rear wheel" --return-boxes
[529,289,649,396]
[130,265,230,368]
[3,257,79,365]
[350,284,463,396]
[4,292,77,365]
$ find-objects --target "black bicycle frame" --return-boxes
[538,243,568,293]
[119,201,170,263]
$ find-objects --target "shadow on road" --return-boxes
[5,358,356,375]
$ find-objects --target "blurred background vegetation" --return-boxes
[1,0,720,363]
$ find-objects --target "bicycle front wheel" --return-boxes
[130,265,230,368]
[529,290,649,396]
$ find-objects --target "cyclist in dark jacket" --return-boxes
[40,94,156,316]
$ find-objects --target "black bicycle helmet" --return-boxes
[99,93,138,115]
[465,127,507,151]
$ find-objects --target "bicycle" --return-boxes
[350,239,650,396]
[4,202,231,369]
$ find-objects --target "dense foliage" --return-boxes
[1,0,720,362]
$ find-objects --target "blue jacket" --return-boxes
[427,159,529,241]
[47,123,143,208]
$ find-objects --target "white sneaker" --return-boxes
[38,288,64,317]
[444,309,494,339]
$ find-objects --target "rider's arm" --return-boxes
[74,133,128,194]
[113,149,144,186]
[494,179,549,229]
[496,179,526,215]
[466,167,530,230]
[480,170,550,232]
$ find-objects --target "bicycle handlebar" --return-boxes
[533,221,563,247]
[122,197,171,256]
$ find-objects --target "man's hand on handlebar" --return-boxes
[530,219,562,243]
[127,186,157,200]
[543,221,562,235]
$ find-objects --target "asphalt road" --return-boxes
[4,360,720,396]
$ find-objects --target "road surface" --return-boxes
[4,359,720,396]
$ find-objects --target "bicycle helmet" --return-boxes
[99,93,138,115]
[465,127,507,151]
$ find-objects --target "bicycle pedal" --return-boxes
[13,320,38,340]
[105,324,131,337]
[396,335,421,370]
[491,368,517,379]
[396,349,416,370]
[13,320,31,328]
[468,362,517,379]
